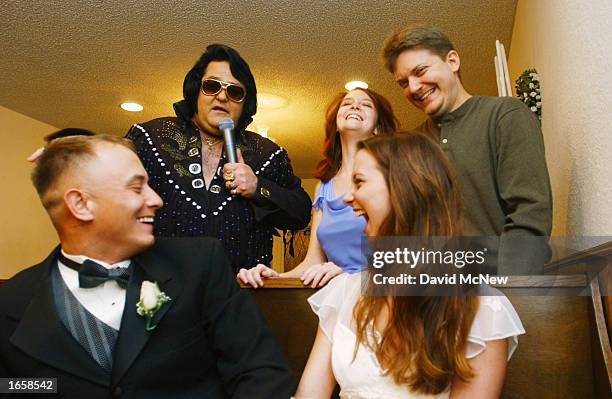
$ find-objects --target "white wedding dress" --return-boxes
[308,272,525,399]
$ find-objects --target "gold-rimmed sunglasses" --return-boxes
[201,78,246,103]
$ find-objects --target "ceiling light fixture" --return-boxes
[258,93,287,109]
[120,102,143,112]
[345,81,368,91]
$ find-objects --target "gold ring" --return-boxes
[223,170,234,180]
[229,181,237,189]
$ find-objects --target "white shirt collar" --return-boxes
[61,250,131,269]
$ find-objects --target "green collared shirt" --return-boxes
[416,95,553,238]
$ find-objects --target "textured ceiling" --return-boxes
[1,0,516,177]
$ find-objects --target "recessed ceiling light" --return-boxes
[120,102,143,112]
[345,81,369,91]
[258,93,287,109]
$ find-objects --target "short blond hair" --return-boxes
[31,134,134,209]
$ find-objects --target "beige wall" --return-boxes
[508,0,612,238]
[0,106,58,278]
[301,178,319,200]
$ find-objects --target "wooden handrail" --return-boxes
[238,278,307,289]
[542,240,612,369]
[238,238,612,291]
[590,276,612,389]
[237,275,588,289]
[545,240,612,272]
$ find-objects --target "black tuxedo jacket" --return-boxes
[0,237,292,398]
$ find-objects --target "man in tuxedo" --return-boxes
[0,135,292,398]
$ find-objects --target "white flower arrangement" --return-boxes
[515,69,542,121]
[136,281,171,331]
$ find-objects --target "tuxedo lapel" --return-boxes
[9,248,109,387]
[111,254,180,385]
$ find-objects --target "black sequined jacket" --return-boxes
[126,105,311,272]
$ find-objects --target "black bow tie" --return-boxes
[57,252,131,288]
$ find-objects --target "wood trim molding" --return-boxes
[238,241,612,290]
[237,275,588,290]
[590,276,612,389]
[545,240,612,272]
[238,278,308,289]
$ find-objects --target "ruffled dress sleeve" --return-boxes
[466,295,526,360]
[307,273,359,342]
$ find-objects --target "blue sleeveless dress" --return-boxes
[313,180,366,273]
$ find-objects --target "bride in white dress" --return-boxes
[295,132,524,399]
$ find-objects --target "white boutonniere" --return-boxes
[136,281,171,331]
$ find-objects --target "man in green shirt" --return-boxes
[382,26,552,274]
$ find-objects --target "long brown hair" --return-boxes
[353,132,478,395]
[313,88,399,182]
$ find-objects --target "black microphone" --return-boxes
[219,117,237,163]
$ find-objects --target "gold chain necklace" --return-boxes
[194,125,222,149]
[202,135,222,148]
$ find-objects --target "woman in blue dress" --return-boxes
[238,88,398,288]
